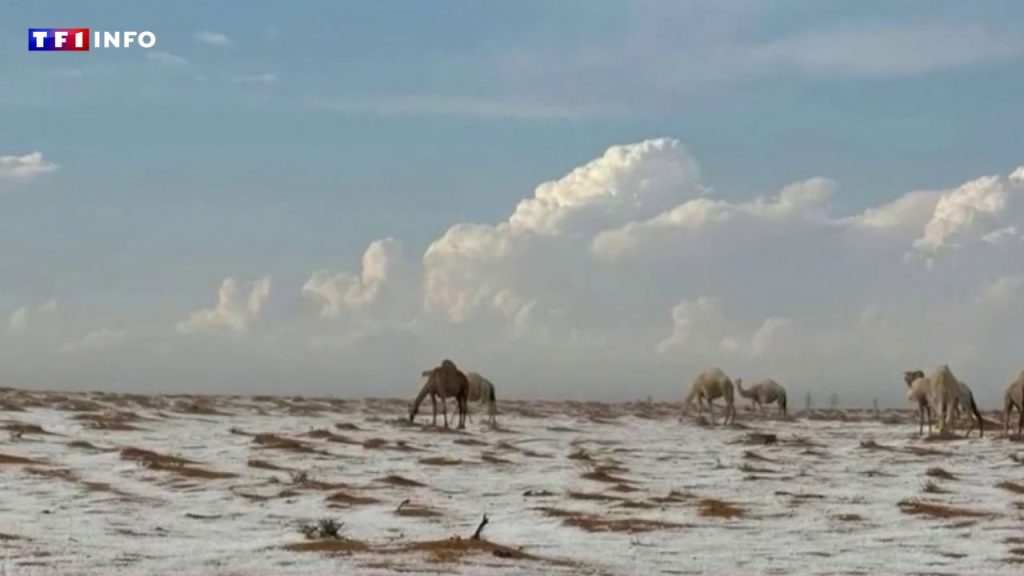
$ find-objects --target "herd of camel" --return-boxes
[410,360,1024,438]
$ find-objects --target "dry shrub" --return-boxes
[898,499,993,519]
[362,438,388,449]
[537,507,681,533]
[567,449,593,461]
[376,474,425,487]
[996,480,1024,494]
[904,445,951,457]
[334,422,361,431]
[418,456,462,466]
[697,498,745,519]
[926,467,957,480]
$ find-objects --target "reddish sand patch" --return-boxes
[898,499,993,519]
[537,507,681,533]
[376,474,426,488]
[419,456,462,466]
[326,491,381,506]
[697,498,746,519]
[0,452,42,465]
[253,434,321,454]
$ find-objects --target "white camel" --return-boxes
[681,368,736,426]
[903,365,975,436]
[949,379,984,437]
[735,378,788,417]
[466,372,498,427]
[1004,369,1024,437]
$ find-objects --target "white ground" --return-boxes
[2,391,1024,575]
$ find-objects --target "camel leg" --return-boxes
[1018,403,1023,437]
[431,395,437,427]
[707,398,716,426]
[459,396,467,430]
[442,397,449,429]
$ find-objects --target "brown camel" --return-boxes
[735,378,788,417]
[1004,369,1024,437]
[410,359,469,429]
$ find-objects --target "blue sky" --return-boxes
[2,1,1023,401]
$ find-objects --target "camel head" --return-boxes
[903,370,924,388]
[421,369,433,378]
[408,402,418,422]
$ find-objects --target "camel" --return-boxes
[950,379,984,437]
[1004,369,1024,437]
[735,378,787,417]
[419,369,499,428]
[681,368,736,426]
[409,360,469,429]
[466,372,498,427]
[903,365,979,436]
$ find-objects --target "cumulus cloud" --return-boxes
[655,297,792,357]
[0,152,58,183]
[195,31,233,47]
[177,277,270,334]
[303,239,403,318]
[912,175,1011,255]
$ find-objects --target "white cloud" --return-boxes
[195,31,233,47]
[60,329,129,354]
[982,226,1019,245]
[146,51,190,66]
[0,152,58,182]
[752,24,1024,78]
[303,239,402,318]
[7,299,57,335]
[913,175,1010,254]
[655,297,792,357]
[848,190,941,230]
[591,177,832,262]
[177,277,270,334]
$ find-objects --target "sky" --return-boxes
[1,1,1023,406]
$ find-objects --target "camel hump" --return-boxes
[442,359,458,369]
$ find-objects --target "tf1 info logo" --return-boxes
[28,28,157,51]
